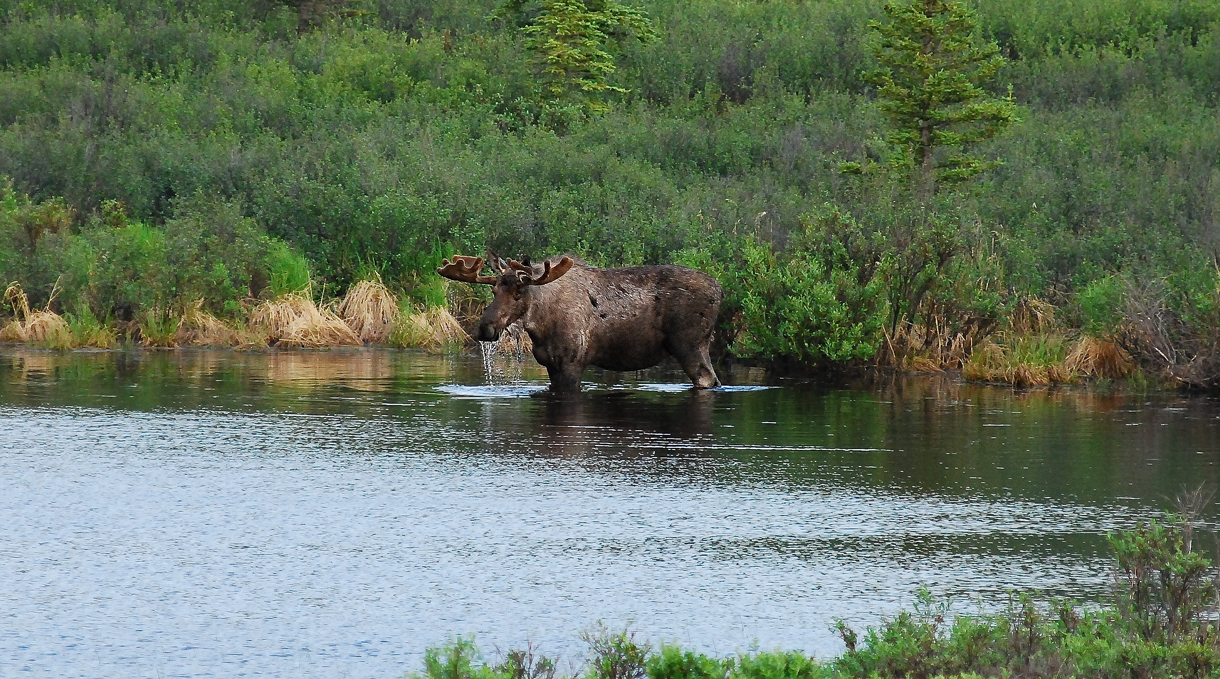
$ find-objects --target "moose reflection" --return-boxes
[438,254,723,393]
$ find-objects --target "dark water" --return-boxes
[3,347,1220,678]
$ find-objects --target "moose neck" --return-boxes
[518,283,561,343]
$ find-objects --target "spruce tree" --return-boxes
[498,0,656,113]
[865,0,1018,193]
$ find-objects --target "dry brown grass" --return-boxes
[338,279,399,344]
[1,284,71,348]
[1009,297,1057,334]
[174,300,267,348]
[1065,335,1134,379]
[248,293,361,347]
[962,331,1123,387]
[389,306,468,351]
[496,323,533,355]
[877,316,991,371]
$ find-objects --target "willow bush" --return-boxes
[0,0,1216,379]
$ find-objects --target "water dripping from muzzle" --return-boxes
[479,323,532,384]
[479,339,501,382]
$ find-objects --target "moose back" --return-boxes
[438,255,723,393]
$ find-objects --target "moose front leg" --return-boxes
[545,364,584,394]
[674,345,721,389]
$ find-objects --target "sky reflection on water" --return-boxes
[2,347,1219,678]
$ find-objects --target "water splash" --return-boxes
[479,339,501,381]
[479,324,532,384]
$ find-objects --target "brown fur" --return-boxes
[444,255,723,393]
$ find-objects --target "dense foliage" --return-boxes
[0,0,1218,380]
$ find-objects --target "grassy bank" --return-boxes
[1,273,468,351]
[1,0,1218,388]
[410,494,1220,679]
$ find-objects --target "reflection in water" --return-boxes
[2,348,1220,678]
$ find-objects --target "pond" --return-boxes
[2,347,1219,678]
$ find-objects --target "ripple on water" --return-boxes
[435,383,550,398]
[3,348,1220,678]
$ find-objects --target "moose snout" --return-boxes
[476,323,502,342]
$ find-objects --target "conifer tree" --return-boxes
[498,0,656,113]
[865,0,1018,193]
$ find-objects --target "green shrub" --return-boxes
[731,651,825,679]
[581,623,651,679]
[1076,275,1125,335]
[422,636,484,679]
[733,205,887,366]
[0,178,87,311]
[645,644,727,679]
[162,194,278,316]
[82,219,166,321]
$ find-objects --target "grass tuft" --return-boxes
[389,304,469,351]
[877,317,992,372]
[1064,335,1134,380]
[2,283,72,349]
[176,299,252,347]
[138,307,181,347]
[66,304,116,348]
[338,278,400,344]
[963,333,1074,386]
[248,293,362,348]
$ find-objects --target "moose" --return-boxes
[438,254,723,393]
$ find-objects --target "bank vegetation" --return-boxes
[0,0,1218,389]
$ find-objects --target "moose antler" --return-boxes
[437,255,498,284]
[506,256,574,286]
[485,251,509,274]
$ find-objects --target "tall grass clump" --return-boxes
[1,283,71,349]
[65,303,116,348]
[963,333,1074,386]
[338,277,400,344]
[248,293,361,347]
[175,299,244,347]
[267,241,313,298]
[388,301,469,351]
[138,307,181,347]
[1064,336,1133,380]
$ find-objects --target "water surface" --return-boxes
[3,348,1219,678]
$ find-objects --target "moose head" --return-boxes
[437,254,575,341]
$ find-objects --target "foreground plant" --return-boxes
[410,489,1220,679]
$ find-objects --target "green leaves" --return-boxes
[733,205,888,366]
[865,0,1019,191]
[500,0,657,115]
